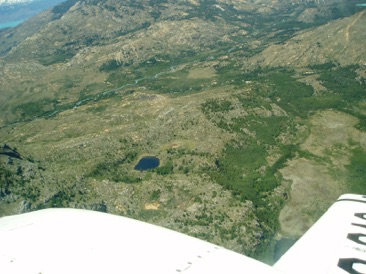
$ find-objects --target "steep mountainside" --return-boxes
[0,0,365,263]
[250,10,366,67]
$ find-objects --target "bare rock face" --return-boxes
[298,8,321,23]
[18,200,32,213]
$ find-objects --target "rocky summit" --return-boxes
[0,0,365,262]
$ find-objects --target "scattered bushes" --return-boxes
[201,99,233,114]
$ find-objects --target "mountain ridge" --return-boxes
[250,10,366,67]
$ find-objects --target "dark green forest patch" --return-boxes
[346,146,366,194]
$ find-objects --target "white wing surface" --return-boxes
[274,194,366,274]
[2,194,366,274]
[0,208,279,274]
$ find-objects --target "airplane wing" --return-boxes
[274,194,366,274]
[1,194,366,274]
[0,207,279,274]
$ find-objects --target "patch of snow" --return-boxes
[0,0,34,6]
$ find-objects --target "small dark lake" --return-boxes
[134,156,160,171]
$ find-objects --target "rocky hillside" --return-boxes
[250,10,366,67]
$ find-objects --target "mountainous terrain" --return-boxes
[0,0,365,262]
